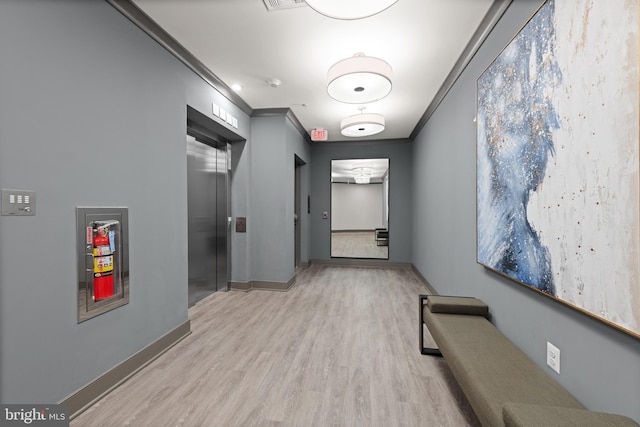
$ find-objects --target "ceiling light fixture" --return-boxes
[327,53,392,104]
[354,175,371,184]
[352,165,372,184]
[305,0,399,20]
[341,108,385,137]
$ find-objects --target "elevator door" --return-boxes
[187,134,228,307]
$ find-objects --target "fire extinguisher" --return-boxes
[93,226,114,300]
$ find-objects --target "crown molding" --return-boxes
[410,0,513,141]
[106,0,252,116]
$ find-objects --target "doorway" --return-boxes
[294,156,305,268]
[186,133,229,307]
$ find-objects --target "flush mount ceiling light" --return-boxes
[354,174,371,184]
[305,0,399,20]
[340,110,385,137]
[352,165,372,184]
[327,53,392,104]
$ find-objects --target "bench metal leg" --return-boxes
[419,294,443,357]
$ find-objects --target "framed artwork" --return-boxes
[476,0,640,338]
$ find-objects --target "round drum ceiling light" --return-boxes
[354,175,371,184]
[305,0,399,20]
[340,113,385,137]
[352,165,372,184]
[327,54,392,104]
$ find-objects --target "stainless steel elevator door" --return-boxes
[187,135,228,307]
[215,145,228,292]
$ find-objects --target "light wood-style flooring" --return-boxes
[71,265,479,427]
[331,231,388,259]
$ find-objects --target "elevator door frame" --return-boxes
[186,105,244,307]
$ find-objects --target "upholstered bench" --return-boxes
[419,295,639,427]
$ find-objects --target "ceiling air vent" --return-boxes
[263,0,307,11]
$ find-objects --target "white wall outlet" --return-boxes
[547,342,560,374]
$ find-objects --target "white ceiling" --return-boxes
[130,0,496,141]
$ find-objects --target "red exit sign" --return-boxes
[310,129,328,141]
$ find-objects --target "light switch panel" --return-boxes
[2,189,36,216]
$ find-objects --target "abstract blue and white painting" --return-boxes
[477,0,640,337]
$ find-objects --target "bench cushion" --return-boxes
[503,402,640,427]
[423,309,584,426]
[427,296,489,317]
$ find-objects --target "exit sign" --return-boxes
[310,129,328,141]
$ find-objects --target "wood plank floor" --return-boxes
[71,265,479,427]
[331,232,388,259]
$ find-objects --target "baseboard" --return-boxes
[230,281,251,291]
[230,276,296,292]
[251,277,296,291]
[331,229,374,233]
[411,264,438,294]
[311,258,412,270]
[64,320,191,419]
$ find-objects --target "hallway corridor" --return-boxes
[71,266,478,426]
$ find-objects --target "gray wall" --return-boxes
[230,140,251,284]
[249,114,311,283]
[411,0,640,422]
[311,140,412,263]
[285,117,312,267]
[0,0,251,404]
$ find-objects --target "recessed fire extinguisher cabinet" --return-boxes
[76,207,129,322]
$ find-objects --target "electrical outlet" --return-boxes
[547,342,560,374]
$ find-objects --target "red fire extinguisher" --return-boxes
[93,226,114,300]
